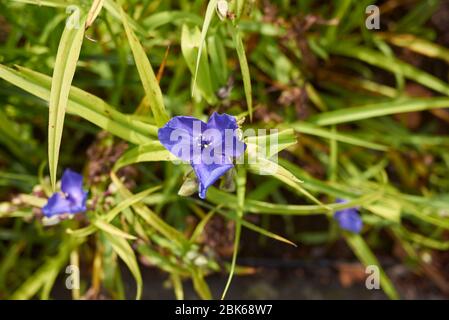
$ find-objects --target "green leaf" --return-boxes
[48,13,86,189]
[10,238,83,300]
[378,33,449,64]
[0,65,157,144]
[191,197,296,246]
[120,7,169,126]
[191,268,212,300]
[170,273,184,300]
[94,220,137,240]
[208,187,380,216]
[208,33,228,85]
[85,0,105,29]
[247,157,327,208]
[113,141,176,171]
[364,198,401,223]
[68,186,161,238]
[222,209,296,246]
[10,0,73,7]
[232,26,253,120]
[192,0,219,97]
[344,233,399,300]
[0,108,39,164]
[235,0,245,18]
[309,97,449,126]
[110,172,189,249]
[103,231,142,300]
[397,227,449,250]
[181,24,217,104]
[246,128,297,158]
[324,0,352,44]
[221,167,246,300]
[18,194,47,208]
[143,10,202,30]
[0,242,24,290]
[103,0,147,35]
[190,210,216,243]
[178,175,199,197]
[137,245,188,275]
[290,122,388,151]
[330,44,449,96]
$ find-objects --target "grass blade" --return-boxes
[330,44,449,96]
[10,238,83,299]
[247,157,328,209]
[344,233,399,299]
[291,122,388,151]
[103,231,142,299]
[309,97,449,126]
[181,24,217,104]
[48,13,86,189]
[221,167,246,300]
[245,128,297,158]
[113,141,176,171]
[68,186,161,238]
[232,26,253,121]
[192,0,219,97]
[85,0,104,29]
[0,65,157,144]
[110,172,188,249]
[94,220,137,240]
[120,7,169,126]
[378,33,449,64]
[191,268,212,299]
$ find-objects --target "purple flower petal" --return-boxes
[43,169,88,217]
[192,156,234,199]
[205,112,246,158]
[42,193,73,217]
[158,116,207,162]
[61,169,85,203]
[70,191,88,213]
[158,113,247,199]
[334,204,363,233]
[207,112,239,131]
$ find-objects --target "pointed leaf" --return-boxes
[192,0,219,96]
[48,13,86,189]
[120,7,169,126]
[232,26,253,120]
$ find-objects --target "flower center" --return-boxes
[195,134,213,149]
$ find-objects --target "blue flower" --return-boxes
[158,112,246,199]
[42,169,88,217]
[333,199,363,233]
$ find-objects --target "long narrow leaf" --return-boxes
[85,0,104,29]
[0,65,157,144]
[309,98,449,126]
[192,0,219,96]
[221,167,246,300]
[330,44,449,96]
[103,232,142,299]
[48,13,86,189]
[232,26,253,120]
[344,233,399,300]
[120,7,169,126]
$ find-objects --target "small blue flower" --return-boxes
[333,199,363,233]
[42,169,88,217]
[158,112,246,199]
